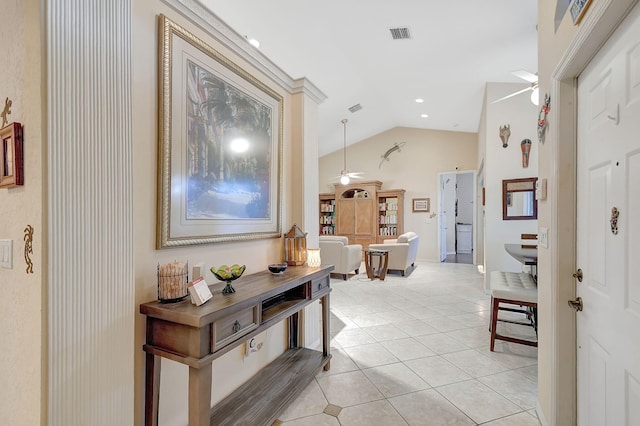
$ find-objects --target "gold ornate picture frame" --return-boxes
[156,15,283,249]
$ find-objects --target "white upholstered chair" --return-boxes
[318,236,362,280]
[368,231,419,276]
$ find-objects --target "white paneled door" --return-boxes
[576,5,640,425]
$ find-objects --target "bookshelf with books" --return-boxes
[377,189,405,243]
[319,193,336,235]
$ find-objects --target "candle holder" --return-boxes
[307,248,321,267]
[157,261,188,303]
[284,224,307,266]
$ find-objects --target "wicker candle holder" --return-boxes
[157,261,188,303]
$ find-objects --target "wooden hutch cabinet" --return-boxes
[319,180,405,250]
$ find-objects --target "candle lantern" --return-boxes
[284,224,307,266]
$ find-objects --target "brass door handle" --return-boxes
[573,269,583,282]
[568,297,583,312]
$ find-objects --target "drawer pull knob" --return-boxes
[232,320,241,333]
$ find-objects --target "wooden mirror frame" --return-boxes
[0,122,24,188]
[502,177,538,220]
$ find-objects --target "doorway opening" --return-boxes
[438,170,476,264]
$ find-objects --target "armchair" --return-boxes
[368,231,419,276]
[318,236,362,280]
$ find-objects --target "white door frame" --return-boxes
[437,170,477,263]
[543,1,638,424]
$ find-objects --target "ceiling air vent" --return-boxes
[389,27,411,40]
[348,103,363,113]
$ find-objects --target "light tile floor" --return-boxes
[275,261,540,426]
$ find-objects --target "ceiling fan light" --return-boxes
[530,87,539,105]
[340,174,350,185]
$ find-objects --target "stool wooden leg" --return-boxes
[489,296,493,332]
[490,297,500,351]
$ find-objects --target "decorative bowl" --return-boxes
[211,264,246,294]
[268,263,287,274]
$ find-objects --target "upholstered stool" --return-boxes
[489,271,538,351]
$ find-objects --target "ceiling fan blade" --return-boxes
[490,86,532,104]
[511,69,538,83]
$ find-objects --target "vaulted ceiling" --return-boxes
[203,1,538,156]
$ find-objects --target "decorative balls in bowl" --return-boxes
[268,263,287,274]
[210,264,246,294]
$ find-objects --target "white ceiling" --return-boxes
[201,0,538,157]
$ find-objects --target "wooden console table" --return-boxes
[140,265,334,426]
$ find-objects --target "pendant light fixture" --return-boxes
[338,118,363,185]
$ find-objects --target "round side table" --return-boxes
[364,249,389,280]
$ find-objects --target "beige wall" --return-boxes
[481,82,539,278]
[0,1,45,425]
[536,0,638,424]
[319,127,477,261]
[132,2,307,424]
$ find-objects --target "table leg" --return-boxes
[321,295,331,371]
[144,352,160,426]
[364,251,373,279]
[189,363,212,426]
[289,311,300,348]
[379,253,389,280]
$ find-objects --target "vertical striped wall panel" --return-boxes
[47,1,134,425]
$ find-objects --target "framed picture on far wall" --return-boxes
[156,15,283,249]
[412,198,430,213]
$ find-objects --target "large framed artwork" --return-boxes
[156,15,283,248]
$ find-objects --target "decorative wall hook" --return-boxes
[499,125,511,148]
[24,224,34,274]
[521,139,532,168]
[1,97,12,128]
[537,94,550,143]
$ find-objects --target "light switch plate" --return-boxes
[539,228,548,249]
[0,239,13,269]
[536,178,547,200]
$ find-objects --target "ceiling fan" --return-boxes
[335,118,363,185]
[491,69,539,105]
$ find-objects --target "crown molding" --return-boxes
[162,0,327,104]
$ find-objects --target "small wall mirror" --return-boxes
[503,177,538,220]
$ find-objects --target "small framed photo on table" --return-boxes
[412,198,430,213]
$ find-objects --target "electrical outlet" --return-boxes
[539,227,548,248]
[245,337,264,357]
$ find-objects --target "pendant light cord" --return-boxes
[342,118,348,172]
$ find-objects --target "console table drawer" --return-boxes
[212,305,259,352]
[312,275,330,295]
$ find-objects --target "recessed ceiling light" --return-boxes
[245,37,260,48]
[421,114,429,118]
[415,98,424,103]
